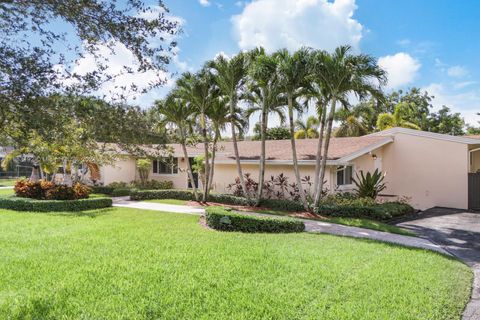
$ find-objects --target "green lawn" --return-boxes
[0,178,18,187]
[145,198,188,205]
[323,217,416,236]
[0,188,14,197]
[0,207,471,319]
[249,208,415,236]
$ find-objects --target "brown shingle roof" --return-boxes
[167,135,392,162]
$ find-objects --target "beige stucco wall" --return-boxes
[212,163,335,197]
[100,158,137,185]
[381,133,469,210]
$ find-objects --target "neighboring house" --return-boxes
[99,128,480,211]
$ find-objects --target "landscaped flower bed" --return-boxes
[14,179,91,200]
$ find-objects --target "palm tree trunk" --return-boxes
[314,98,337,209]
[312,102,328,200]
[207,132,218,192]
[180,129,199,201]
[230,97,250,202]
[201,108,210,202]
[287,95,309,211]
[255,97,268,206]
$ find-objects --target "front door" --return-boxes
[468,172,480,210]
[187,158,199,189]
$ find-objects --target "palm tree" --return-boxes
[206,97,247,192]
[154,93,200,201]
[274,48,310,210]
[376,102,421,131]
[208,53,252,201]
[246,50,284,205]
[311,46,386,209]
[294,115,320,139]
[334,115,368,137]
[175,70,216,202]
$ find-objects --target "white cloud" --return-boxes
[422,83,480,125]
[199,0,211,7]
[454,81,476,89]
[378,52,420,89]
[232,0,363,52]
[447,65,468,78]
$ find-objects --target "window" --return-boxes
[152,157,178,174]
[336,165,353,186]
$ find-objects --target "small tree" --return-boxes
[137,159,151,185]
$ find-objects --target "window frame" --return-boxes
[152,157,178,175]
[336,165,354,186]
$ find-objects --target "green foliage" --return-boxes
[352,169,387,199]
[130,189,306,212]
[315,194,414,220]
[130,180,173,190]
[130,189,195,201]
[107,182,129,189]
[253,125,291,140]
[90,186,115,195]
[259,198,305,212]
[111,188,132,197]
[0,197,112,212]
[205,206,305,233]
[136,159,151,184]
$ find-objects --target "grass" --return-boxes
[0,207,472,319]
[248,208,415,236]
[323,217,416,236]
[0,188,14,197]
[144,198,188,205]
[0,178,18,187]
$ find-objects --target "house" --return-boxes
[99,128,480,211]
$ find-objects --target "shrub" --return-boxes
[352,169,387,199]
[14,180,91,200]
[130,189,195,201]
[130,180,173,190]
[90,186,114,195]
[259,198,304,212]
[107,181,129,189]
[205,207,304,233]
[136,159,151,184]
[0,197,112,212]
[208,193,249,206]
[315,194,414,220]
[111,188,132,197]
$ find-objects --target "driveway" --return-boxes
[396,208,480,320]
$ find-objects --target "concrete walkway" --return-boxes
[112,197,205,215]
[0,186,13,189]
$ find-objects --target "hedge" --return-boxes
[111,188,133,197]
[0,197,112,212]
[205,206,305,233]
[130,189,304,211]
[130,189,195,201]
[315,201,414,220]
[91,186,115,195]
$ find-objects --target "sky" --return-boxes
[69,0,480,126]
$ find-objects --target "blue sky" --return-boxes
[69,0,480,125]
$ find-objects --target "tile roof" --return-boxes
[167,135,392,162]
